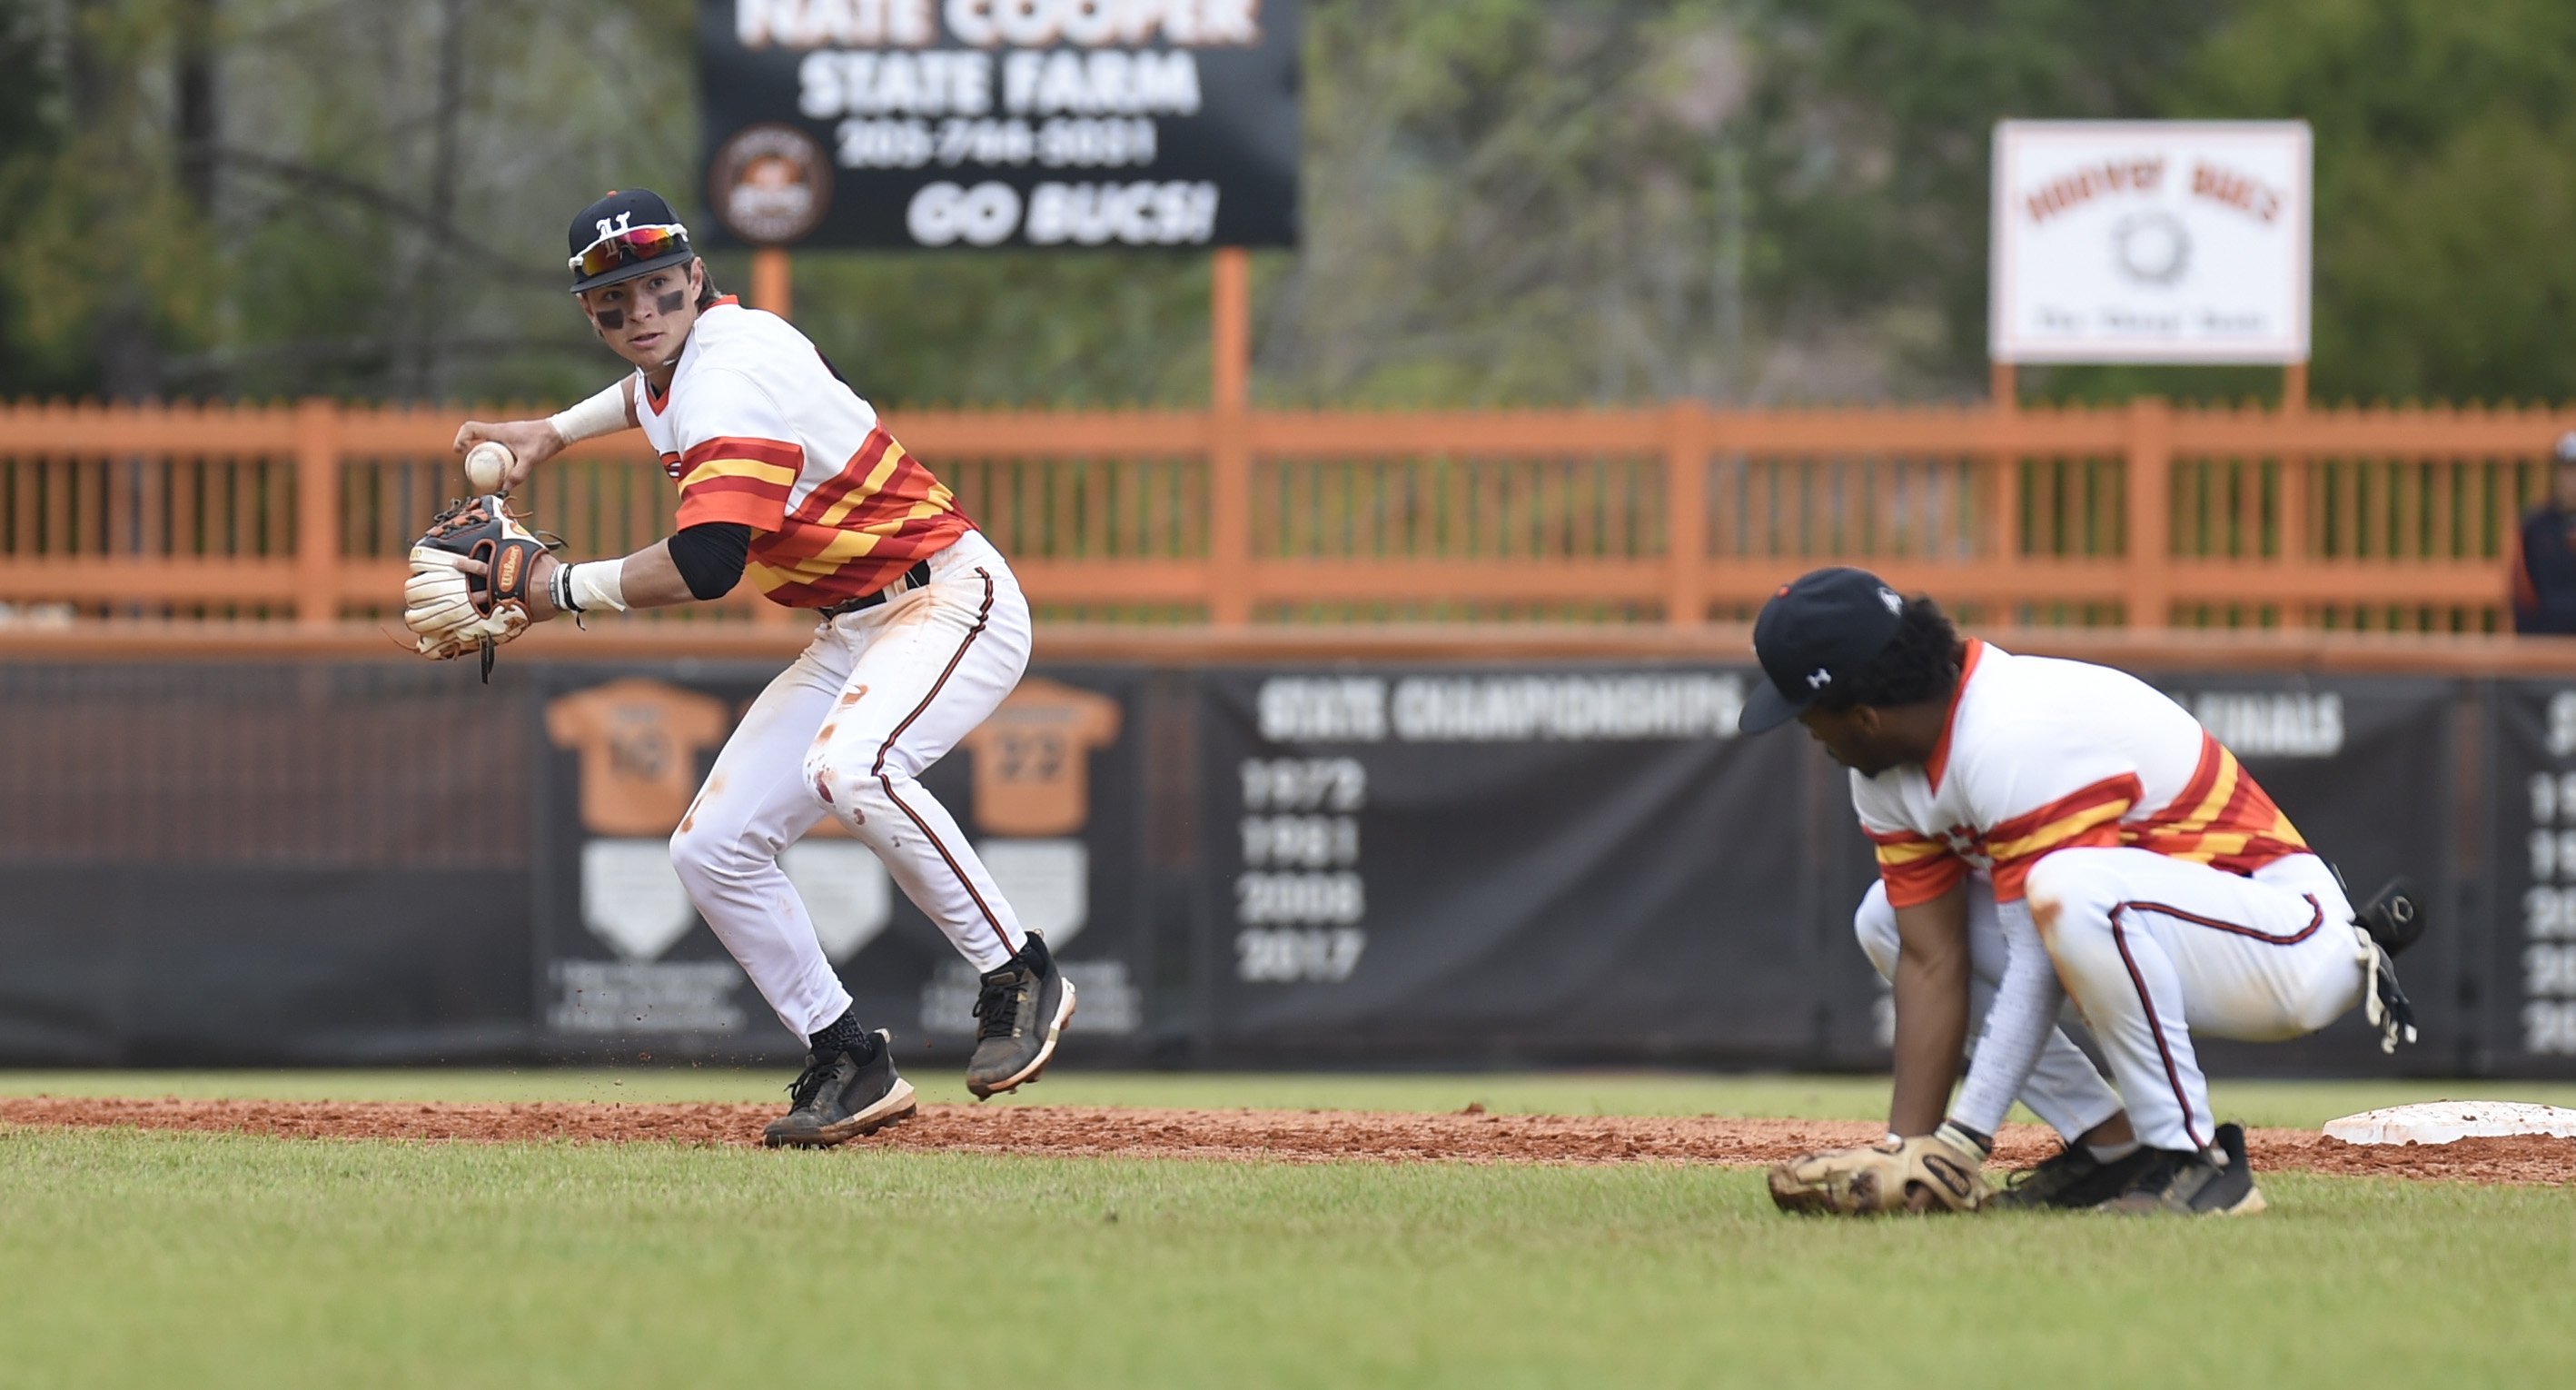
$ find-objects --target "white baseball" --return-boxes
[463,440,515,493]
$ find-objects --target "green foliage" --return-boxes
[1747,0,2236,396]
[0,2,221,396]
[778,250,1214,408]
[6,0,2573,406]
[2168,0,2576,405]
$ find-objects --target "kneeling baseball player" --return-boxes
[405,190,1074,1146]
[1742,568,2419,1216]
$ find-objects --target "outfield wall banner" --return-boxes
[0,663,540,1065]
[529,663,1151,1063]
[698,0,1300,249]
[2483,682,2576,1077]
[1190,666,1850,1063]
[0,655,2539,1077]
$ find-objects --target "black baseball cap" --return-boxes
[1739,567,1910,733]
[566,189,694,293]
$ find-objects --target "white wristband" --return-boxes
[564,559,629,613]
[547,381,631,446]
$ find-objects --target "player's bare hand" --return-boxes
[451,419,561,486]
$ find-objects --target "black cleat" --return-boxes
[1989,1142,2165,1211]
[2099,1123,2265,1216]
[965,932,1076,1099]
[762,1029,916,1148]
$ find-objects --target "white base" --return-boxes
[2323,1101,2576,1147]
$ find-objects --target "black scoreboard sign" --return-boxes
[698,0,1301,249]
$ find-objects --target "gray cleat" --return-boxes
[966,932,1076,1099]
[763,1029,917,1148]
[2099,1123,2265,1216]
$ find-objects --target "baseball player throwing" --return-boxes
[1743,568,2418,1216]
[412,189,1074,1146]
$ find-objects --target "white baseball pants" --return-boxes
[2024,848,2366,1152]
[1854,879,2126,1144]
[669,531,1032,1040]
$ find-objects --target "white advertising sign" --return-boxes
[1990,121,2310,363]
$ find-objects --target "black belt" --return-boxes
[816,559,933,619]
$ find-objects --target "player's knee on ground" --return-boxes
[1852,879,1898,979]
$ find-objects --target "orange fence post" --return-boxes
[2274,368,2311,627]
[1982,368,2023,577]
[751,249,792,318]
[1207,247,1253,626]
[1661,400,1709,627]
[2124,397,2173,630]
[294,397,341,628]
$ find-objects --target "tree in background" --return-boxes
[1,0,697,404]
[1745,0,2236,400]
[2172,0,2576,405]
[0,1,224,399]
[789,0,1759,408]
[0,1,1788,406]
[6,1,2574,408]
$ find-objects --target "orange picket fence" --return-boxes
[0,394,2566,632]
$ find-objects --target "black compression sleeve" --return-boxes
[666,521,751,600]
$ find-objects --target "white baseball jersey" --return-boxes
[632,299,971,606]
[1853,640,2308,907]
[1846,640,2358,1153]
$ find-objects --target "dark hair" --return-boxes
[1816,596,1965,710]
[694,258,722,310]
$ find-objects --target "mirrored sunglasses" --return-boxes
[569,223,690,279]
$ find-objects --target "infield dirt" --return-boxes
[4,1096,2568,1185]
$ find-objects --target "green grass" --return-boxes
[0,1124,2569,1390]
[5,1073,2573,1387]
[6,1067,2576,1130]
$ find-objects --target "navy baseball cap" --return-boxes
[1739,567,1910,733]
[566,189,694,293]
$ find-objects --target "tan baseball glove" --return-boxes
[403,494,553,680]
[1768,1122,1991,1216]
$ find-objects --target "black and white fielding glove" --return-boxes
[403,494,552,680]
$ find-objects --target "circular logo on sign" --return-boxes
[708,124,830,245]
[2111,210,2190,287]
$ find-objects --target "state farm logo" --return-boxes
[709,124,830,245]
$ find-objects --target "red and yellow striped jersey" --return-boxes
[1855,640,2308,906]
[634,301,972,606]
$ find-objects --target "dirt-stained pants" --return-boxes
[669,531,1031,1039]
